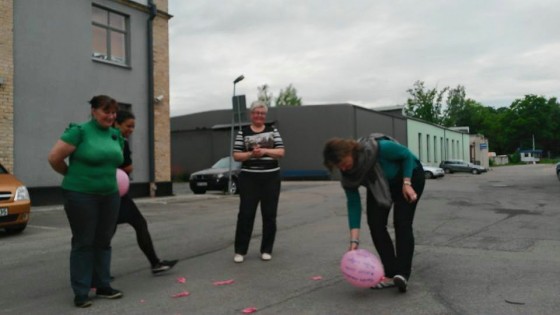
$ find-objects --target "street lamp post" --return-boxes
[229,75,244,194]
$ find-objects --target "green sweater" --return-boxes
[60,119,124,195]
[344,139,418,229]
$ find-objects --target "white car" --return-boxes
[421,163,445,179]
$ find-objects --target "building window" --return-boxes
[92,5,129,65]
[418,133,422,161]
[433,135,437,163]
[426,134,430,162]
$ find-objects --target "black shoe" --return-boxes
[74,295,93,308]
[96,287,123,299]
[393,275,408,293]
[152,259,178,274]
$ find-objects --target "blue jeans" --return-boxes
[63,190,120,296]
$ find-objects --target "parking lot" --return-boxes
[1,164,559,314]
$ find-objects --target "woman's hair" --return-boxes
[250,100,268,112]
[323,138,360,171]
[89,95,119,111]
[116,110,135,124]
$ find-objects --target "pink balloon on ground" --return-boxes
[116,169,130,196]
[340,249,384,288]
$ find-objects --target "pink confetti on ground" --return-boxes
[213,279,235,286]
[242,306,257,313]
[177,277,187,283]
[311,276,323,280]
[139,299,145,303]
[172,291,190,298]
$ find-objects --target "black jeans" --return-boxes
[116,194,160,267]
[366,164,425,280]
[235,171,281,255]
[63,190,120,296]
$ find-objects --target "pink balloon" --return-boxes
[116,169,130,196]
[340,249,384,288]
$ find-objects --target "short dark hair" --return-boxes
[116,110,135,124]
[89,95,118,111]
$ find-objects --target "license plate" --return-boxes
[197,182,208,187]
[0,208,8,217]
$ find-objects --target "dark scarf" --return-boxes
[340,134,393,210]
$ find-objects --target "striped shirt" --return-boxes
[234,125,284,172]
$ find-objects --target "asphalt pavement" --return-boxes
[1,164,559,314]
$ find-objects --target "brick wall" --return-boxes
[0,0,14,172]
[153,0,171,182]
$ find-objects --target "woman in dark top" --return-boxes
[323,134,425,293]
[114,110,178,274]
[232,101,285,263]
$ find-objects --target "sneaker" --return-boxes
[393,275,408,293]
[95,287,123,299]
[74,295,93,308]
[152,260,179,274]
[261,253,272,261]
[234,254,244,263]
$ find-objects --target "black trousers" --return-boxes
[366,164,425,280]
[235,171,281,255]
[116,194,160,267]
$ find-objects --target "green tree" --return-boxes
[502,95,560,155]
[404,81,448,124]
[257,84,273,107]
[275,84,302,107]
[442,85,466,127]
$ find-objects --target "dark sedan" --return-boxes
[189,157,241,194]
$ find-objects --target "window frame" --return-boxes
[91,4,131,68]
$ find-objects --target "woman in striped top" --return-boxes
[232,101,285,263]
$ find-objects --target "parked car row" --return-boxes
[0,162,31,234]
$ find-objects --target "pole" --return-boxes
[229,75,244,194]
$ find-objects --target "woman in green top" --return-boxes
[48,95,124,308]
[323,134,425,293]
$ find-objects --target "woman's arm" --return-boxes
[345,188,362,250]
[48,140,76,175]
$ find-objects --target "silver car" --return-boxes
[439,160,487,174]
[421,163,445,179]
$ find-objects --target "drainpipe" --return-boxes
[147,0,157,196]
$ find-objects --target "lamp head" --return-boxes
[233,75,245,84]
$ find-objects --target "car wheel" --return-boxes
[229,178,239,194]
[191,188,206,194]
[424,171,433,179]
[471,169,479,174]
[557,171,560,181]
[5,224,27,234]
[444,169,451,174]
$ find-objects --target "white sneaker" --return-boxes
[233,254,244,263]
[261,253,272,261]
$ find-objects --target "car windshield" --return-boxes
[212,157,238,169]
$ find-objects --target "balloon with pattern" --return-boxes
[340,249,384,288]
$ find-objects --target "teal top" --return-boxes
[60,119,124,195]
[344,139,418,229]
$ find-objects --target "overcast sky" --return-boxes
[168,0,560,117]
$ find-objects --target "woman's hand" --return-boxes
[349,228,360,251]
[348,241,359,251]
[402,180,418,203]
